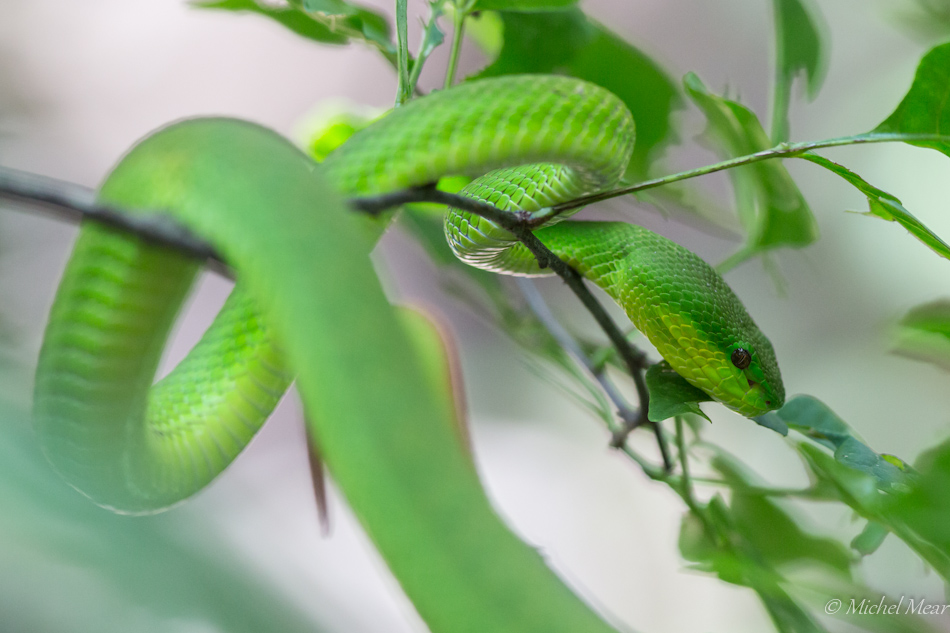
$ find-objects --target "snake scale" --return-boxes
[33,75,784,515]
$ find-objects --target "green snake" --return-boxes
[32,74,783,630]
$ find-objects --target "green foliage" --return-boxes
[770,0,827,142]
[798,154,950,261]
[886,438,950,558]
[195,0,349,44]
[777,396,910,489]
[645,361,711,422]
[713,453,854,576]
[893,299,950,369]
[684,73,819,267]
[474,8,679,176]
[195,0,396,62]
[471,0,577,10]
[0,405,326,633]
[874,41,950,157]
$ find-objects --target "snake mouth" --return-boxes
[745,376,772,407]
[744,376,775,409]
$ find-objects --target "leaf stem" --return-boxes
[443,3,467,89]
[395,0,411,106]
[547,132,949,216]
[407,1,445,95]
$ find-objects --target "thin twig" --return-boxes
[515,278,642,430]
[516,278,674,471]
[546,132,949,216]
[0,166,232,277]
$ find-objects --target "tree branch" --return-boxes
[515,278,672,471]
[0,166,231,277]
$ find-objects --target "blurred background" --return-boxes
[1,0,949,631]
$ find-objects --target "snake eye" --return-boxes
[731,348,751,370]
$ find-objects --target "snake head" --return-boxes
[717,340,785,417]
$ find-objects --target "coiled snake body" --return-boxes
[34,75,783,514]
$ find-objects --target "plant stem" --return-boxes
[443,4,466,89]
[516,278,674,470]
[547,132,948,216]
[516,278,642,427]
[407,2,445,95]
[395,0,411,106]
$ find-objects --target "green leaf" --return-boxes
[798,153,950,261]
[850,521,889,556]
[645,361,711,422]
[777,395,908,489]
[770,0,827,142]
[0,407,328,633]
[302,0,358,15]
[475,9,679,177]
[684,73,818,266]
[873,41,950,158]
[886,438,950,560]
[733,490,854,575]
[194,0,348,45]
[414,2,446,73]
[796,443,882,514]
[893,299,950,370]
[472,0,577,10]
[753,412,790,436]
[679,495,829,633]
[290,0,395,55]
[711,453,853,575]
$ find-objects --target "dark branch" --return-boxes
[0,166,232,277]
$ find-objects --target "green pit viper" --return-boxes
[32,74,784,632]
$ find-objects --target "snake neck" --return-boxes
[469,219,785,417]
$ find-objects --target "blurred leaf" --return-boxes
[892,0,950,42]
[886,438,950,559]
[770,0,827,142]
[873,41,950,159]
[645,361,711,422]
[754,411,790,436]
[678,510,717,564]
[679,496,828,633]
[413,2,446,75]
[472,0,577,10]
[893,299,950,370]
[0,407,328,633]
[195,0,349,44]
[684,73,818,267]
[851,521,889,556]
[799,154,950,261]
[302,0,357,14]
[712,454,854,575]
[777,396,908,489]
[475,8,679,176]
[796,443,882,514]
[309,112,374,162]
